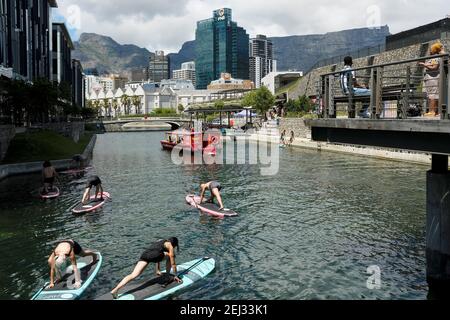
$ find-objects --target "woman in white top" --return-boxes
[419,42,445,117]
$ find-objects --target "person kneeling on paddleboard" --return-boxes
[48,240,98,289]
[82,176,104,205]
[42,161,58,194]
[200,181,225,211]
[110,238,182,299]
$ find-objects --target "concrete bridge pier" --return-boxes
[427,154,450,292]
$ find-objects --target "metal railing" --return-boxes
[317,54,450,120]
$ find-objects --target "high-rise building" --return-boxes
[172,61,196,87]
[148,51,170,83]
[195,8,249,89]
[72,59,84,108]
[249,35,277,88]
[52,22,73,85]
[0,0,57,81]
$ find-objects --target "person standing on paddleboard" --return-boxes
[82,176,104,205]
[110,238,182,299]
[199,181,225,211]
[47,240,98,289]
[42,161,59,194]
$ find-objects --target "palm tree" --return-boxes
[121,94,130,115]
[112,100,119,119]
[93,100,101,118]
[132,96,142,115]
[103,98,111,119]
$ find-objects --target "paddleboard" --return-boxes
[40,187,60,200]
[96,257,215,301]
[72,192,110,215]
[31,252,102,300]
[186,195,238,218]
[60,166,93,175]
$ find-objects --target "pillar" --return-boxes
[427,154,450,289]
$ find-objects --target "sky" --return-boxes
[53,0,450,53]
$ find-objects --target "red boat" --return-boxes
[160,130,220,156]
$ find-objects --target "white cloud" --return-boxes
[55,0,450,52]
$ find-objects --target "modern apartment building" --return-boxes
[52,22,73,85]
[0,0,57,80]
[172,61,196,87]
[249,35,277,88]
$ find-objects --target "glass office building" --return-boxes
[195,8,249,89]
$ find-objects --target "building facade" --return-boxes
[130,67,149,82]
[195,8,249,89]
[52,22,73,85]
[148,50,170,83]
[249,35,276,88]
[207,72,254,90]
[172,61,196,87]
[0,0,57,80]
[71,59,84,108]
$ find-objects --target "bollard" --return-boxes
[426,155,450,290]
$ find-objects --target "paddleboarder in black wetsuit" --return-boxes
[199,181,225,211]
[110,238,182,299]
[82,176,104,205]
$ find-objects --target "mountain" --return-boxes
[73,26,390,77]
[270,26,390,72]
[73,33,152,76]
[167,40,196,71]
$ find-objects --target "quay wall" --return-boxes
[255,118,448,166]
[0,125,15,162]
[0,134,97,182]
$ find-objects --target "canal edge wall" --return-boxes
[251,118,449,166]
[0,125,16,162]
[0,134,97,182]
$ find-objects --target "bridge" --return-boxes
[308,54,450,293]
[94,118,192,132]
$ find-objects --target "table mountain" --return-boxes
[73,26,390,77]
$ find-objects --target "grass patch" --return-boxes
[2,130,94,164]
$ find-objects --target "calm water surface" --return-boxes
[0,132,428,300]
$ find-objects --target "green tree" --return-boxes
[242,86,275,121]
[178,104,185,114]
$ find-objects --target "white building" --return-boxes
[161,79,195,91]
[261,71,303,95]
[172,61,196,87]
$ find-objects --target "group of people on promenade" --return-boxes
[340,41,446,118]
[41,158,224,298]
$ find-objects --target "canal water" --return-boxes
[0,132,428,300]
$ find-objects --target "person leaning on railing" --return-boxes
[419,42,446,117]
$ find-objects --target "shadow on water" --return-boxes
[0,132,433,300]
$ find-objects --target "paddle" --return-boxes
[161,257,211,288]
[31,282,49,300]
